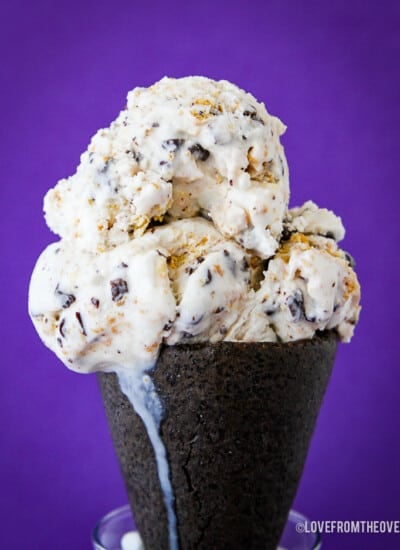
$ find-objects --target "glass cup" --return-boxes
[92,505,321,550]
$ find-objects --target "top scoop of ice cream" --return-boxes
[29,76,360,375]
[44,76,289,257]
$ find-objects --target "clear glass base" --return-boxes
[92,505,321,550]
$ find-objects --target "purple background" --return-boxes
[1,1,399,548]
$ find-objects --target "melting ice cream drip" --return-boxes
[117,369,178,550]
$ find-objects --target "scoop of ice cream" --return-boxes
[29,219,253,373]
[227,233,360,343]
[44,76,289,257]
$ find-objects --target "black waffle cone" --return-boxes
[98,331,337,549]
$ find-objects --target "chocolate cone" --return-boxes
[98,331,337,550]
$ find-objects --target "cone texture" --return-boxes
[98,331,337,549]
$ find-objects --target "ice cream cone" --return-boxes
[97,331,337,550]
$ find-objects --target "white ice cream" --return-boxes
[29,218,253,373]
[44,76,289,258]
[29,77,360,373]
[286,200,345,241]
[227,233,359,343]
[29,217,359,374]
